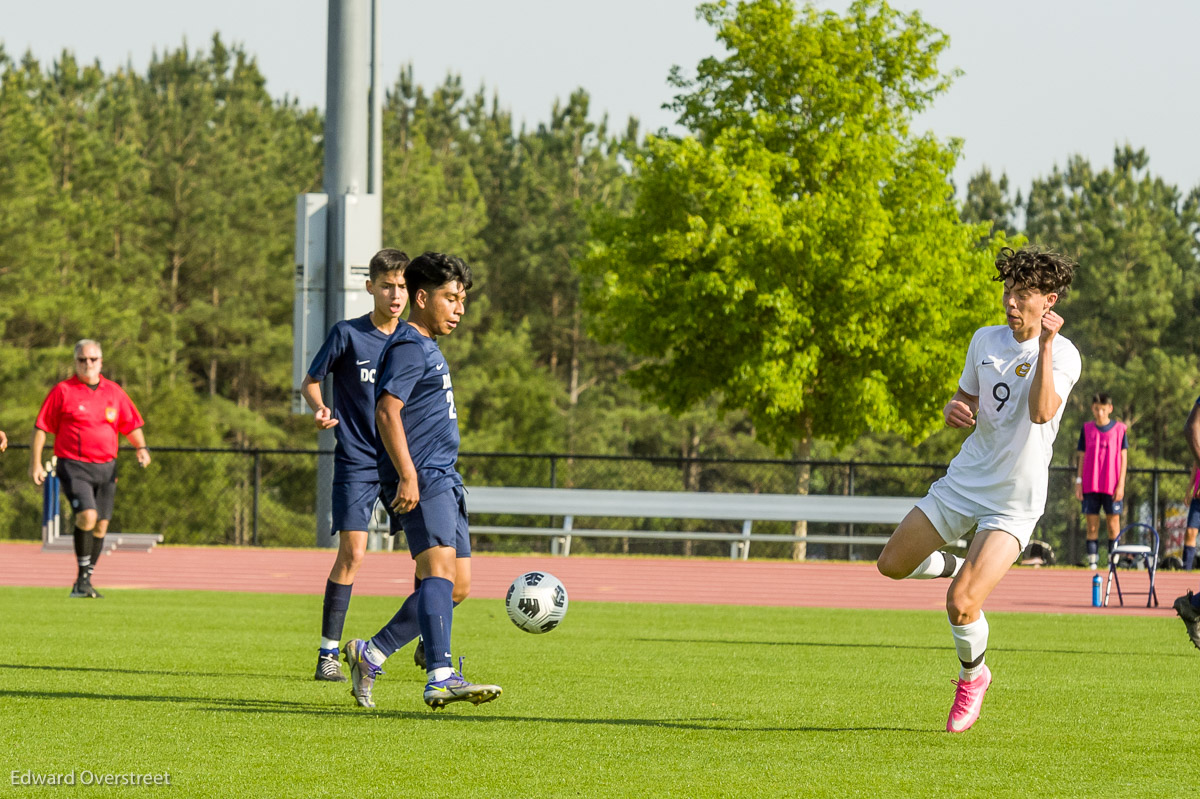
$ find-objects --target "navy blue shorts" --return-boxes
[382,484,470,559]
[331,480,380,533]
[1189,499,1200,530]
[1082,492,1123,516]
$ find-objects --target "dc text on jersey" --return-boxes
[307,314,391,483]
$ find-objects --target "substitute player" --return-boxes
[1172,397,1200,648]
[343,251,501,710]
[302,248,409,682]
[1074,392,1128,569]
[30,339,152,598]
[877,246,1080,733]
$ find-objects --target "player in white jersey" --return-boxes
[877,246,1080,733]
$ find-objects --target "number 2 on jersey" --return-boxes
[441,373,457,419]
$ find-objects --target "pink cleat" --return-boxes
[946,665,991,733]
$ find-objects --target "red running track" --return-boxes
[0,541,1192,617]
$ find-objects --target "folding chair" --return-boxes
[1103,522,1159,607]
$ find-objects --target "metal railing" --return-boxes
[0,445,1190,561]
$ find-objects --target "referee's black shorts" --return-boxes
[56,458,118,521]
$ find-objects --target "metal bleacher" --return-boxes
[40,461,163,555]
[465,486,938,559]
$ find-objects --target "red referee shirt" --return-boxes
[35,376,145,463]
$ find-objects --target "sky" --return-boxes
[4,0,1200,197]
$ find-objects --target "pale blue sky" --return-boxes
[4,0,1199,197]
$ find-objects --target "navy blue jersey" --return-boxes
[307,314,391,482]
[374,321,462,499]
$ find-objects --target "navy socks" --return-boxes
[321,580,353,643]
[370,576,461,661]
[372,583,422,658]
[1185,545,1196,572]
[416,577,454,671]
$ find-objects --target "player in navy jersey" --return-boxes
[343,251,501,710]
[301,249,409,682]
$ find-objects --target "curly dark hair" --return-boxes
[993,246,1077,297]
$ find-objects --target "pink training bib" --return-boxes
[1080,421,1126,495]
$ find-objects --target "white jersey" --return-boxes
[939,325,1081,518]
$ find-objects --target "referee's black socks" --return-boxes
[72,527,92,581]
[88,533,105,577]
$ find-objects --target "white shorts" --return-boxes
[915,479,1040,550]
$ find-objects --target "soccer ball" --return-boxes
[505,571,568,634]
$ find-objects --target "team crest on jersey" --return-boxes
[105,407,117,423]
[1015,362,1032,377]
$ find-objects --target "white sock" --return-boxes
[950,612,988,681]
[320,637,339,651]
[428,666,453,682]
[905,551,963,580]
[364,640,387,667]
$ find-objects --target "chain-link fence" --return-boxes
[456,454,952,559]
[1,445,1190,562]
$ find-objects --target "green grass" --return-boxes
[1,587,1196,798]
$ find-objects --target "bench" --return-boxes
[40,473,164,554]
[462,486,930,559]
[41,531,166,555]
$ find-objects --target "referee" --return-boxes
[29,340,151,598]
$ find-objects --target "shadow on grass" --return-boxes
[202,704,935,734]
[0,688,932,734]
[0,662,305,682]
[635,638,1196,658]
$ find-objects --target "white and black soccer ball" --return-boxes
[505,571,568,634]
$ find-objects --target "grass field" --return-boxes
[1,586,1196,798]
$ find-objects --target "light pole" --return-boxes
[294,0,384,547]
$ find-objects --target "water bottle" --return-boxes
[1092,573,1102,607]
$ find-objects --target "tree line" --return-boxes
[1,1,1198,552]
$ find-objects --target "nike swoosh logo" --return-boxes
[981,360,994,365]
[357,360,370,365]
[435,363,444,370]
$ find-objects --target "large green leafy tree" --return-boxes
[584,0,1005,457]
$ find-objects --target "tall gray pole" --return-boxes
[314,0,382,548]
[324,0,370,202]
[369,0,383,196]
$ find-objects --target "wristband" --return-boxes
[1074,477,1082,484]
